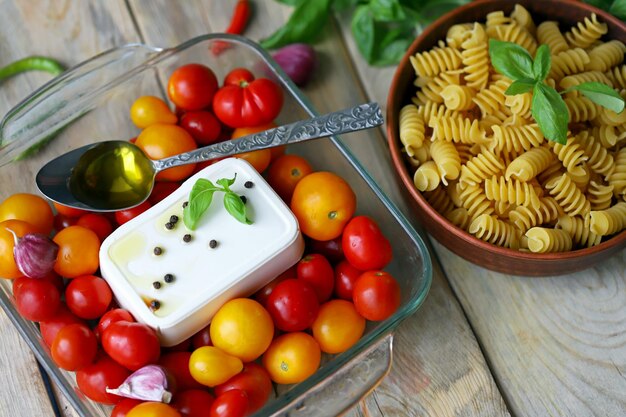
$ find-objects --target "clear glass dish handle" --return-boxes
[0,43,162,166]
[268,333,394,417]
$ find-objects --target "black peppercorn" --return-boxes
[240,195,247,204]
[165,222,174,230]
[153,281,161,289]
[164,273,174,283]
[150,299,161,310]
[244,181,254,189]
[183,234,192,243]
[209,239,218,249]
[153,247,163,256]
[182,201,188,208]
[170,215,179,223]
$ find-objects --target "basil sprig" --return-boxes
[183,175,253,230]
[489,39,625,144]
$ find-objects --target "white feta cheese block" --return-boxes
[100,158,304,346]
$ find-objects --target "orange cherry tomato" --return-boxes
[210,298,274,362]
[231,123,277,139]
[0,220,38,279]
[189,346,243,387]
[135,124,197,181]
[266,154,313,202]
[311,299,365,354]
[53,202,89,218]
[53,225,100,278]
[130,96,177,129]
[230,123,275,173]
[0,193,54,235]
[262,332,321,384]
[290,172,356,241]
[126,402,182,417]
[270,145,287,162]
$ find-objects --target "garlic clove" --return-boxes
[106,364,172,403]
[272,43,317,87]
[10,231,59,279]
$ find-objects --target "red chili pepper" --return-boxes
[211,0,251,55]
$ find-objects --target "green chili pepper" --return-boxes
[0,56,65,83]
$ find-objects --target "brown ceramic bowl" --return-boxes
[387,0,626,276]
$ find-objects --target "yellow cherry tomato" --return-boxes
[130,96,177,129]
[210,298,274,362]
[290,171,356,241]
[135,124,197,181]
[262,332,321,384]
[53,225,100,278]
[312,299,366,354]
[126,402,181,417]
[0,193,54,235]
[0,220,38,279]
[189,346,243,387]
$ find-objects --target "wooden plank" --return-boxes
[335,8,626,417]
[0,1,140,416]
[129,1,509,416]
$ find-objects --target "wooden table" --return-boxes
[0,1,624,416]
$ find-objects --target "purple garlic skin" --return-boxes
[272,43,316,86]
[12,232,58,279]
[106,364,172,403]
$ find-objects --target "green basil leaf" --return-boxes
[532,83,568,145]
[418,0,471,21]
[351,5,376,63]
[223,192,253,225]
[217,175,236,191]
[610,0,626,20]
[369,0,406,21]
[570,81,625,113]
[533,44,551,81]
[260,0,332,49]
[274,0,303,5]
[184,179,218,230]
[505,79,536,95]
[489,39,535,81]
[332,0,360,12]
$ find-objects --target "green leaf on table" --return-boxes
[223,192,253,225]
[489,39,535,81]
[332,0,360,12]
[260,0,332,49]
[183,179,219,230]
[532,44,551,81]
[369,0,406,21]
[352,5,376,63]
[532,83,569,144]
[505,79,536,95]
[417,0,472,21]
[610,0,626,20]
[274,0,303,5]
[568,81,626,113]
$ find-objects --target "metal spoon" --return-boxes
[36,102,383,212]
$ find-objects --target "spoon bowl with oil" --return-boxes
[36,102,383,211]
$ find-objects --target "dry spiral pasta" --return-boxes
[398,5,626,252]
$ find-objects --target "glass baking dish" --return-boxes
[0,34,432,417]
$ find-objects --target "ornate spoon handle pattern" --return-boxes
[154,102,383,172]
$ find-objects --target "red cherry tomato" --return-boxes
[214,363,272,414]
[253,266,295,308]
[342,216,392,270]
[352,271,401,321]
[333,260,363,300]
[209,389,248,417]
[76,353,131,404]
[96,308,135,339]
[51,323,98,371]
[148,181,181,205]
[168,64,218,111]
[53,213,76,231]
[76,213,112,241]
[40,305,86,347]
[172,389,215,417]
[13,276,61,322]
[296,254,334,303]
[111,398,144,417]
[39,271,65,294]
[223,68,254,87]
[102,321,161,370]
[114,201,151,226]
[159,351,205,391]
[191,325,212,350]
[306,236,344,264]
[212,69,283,128]
[165,337,193,353]
[180,111,222,146]
[65,275,113,320]
[266,279,319,332]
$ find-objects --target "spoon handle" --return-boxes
[153,102,383,172]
